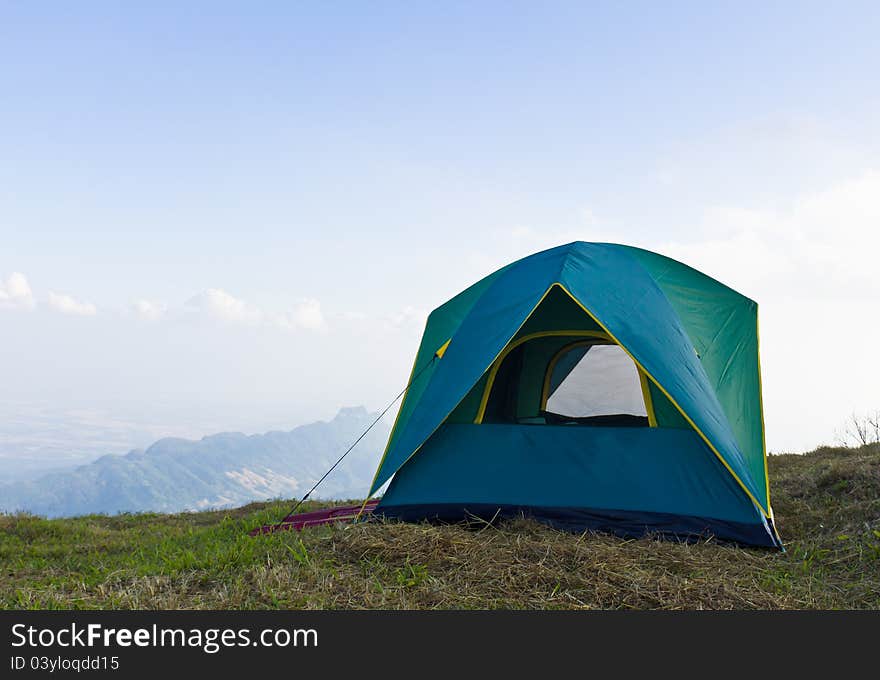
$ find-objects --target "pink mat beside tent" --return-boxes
[249,500,379,536]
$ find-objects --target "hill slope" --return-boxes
[0,407,387,517]
[1,443,878,609]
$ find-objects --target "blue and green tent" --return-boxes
[368,242,781,548]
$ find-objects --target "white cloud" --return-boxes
[47,291,97,316]
[130,299,167,322]
[273,298,327,332]
[185,289,329,332]
[656,170,880,303]
[0,272,35,310]
[185,288,263,325]
[385,305,428,334]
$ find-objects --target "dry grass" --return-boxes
[2,443,879,609]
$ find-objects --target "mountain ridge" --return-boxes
[0,406,388,518]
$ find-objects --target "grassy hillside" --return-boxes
[2,443,878,609]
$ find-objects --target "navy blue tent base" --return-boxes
[375,503,781,549]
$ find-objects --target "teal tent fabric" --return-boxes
[367,242,778,548]
[379,424,776,546]
[383,425,756,521]
[623,246,768,509]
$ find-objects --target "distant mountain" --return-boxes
[0,407,389,518]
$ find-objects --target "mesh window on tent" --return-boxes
[544,343,648,421]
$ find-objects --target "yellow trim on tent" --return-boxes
[552,282,770,517]
[638,369,658,427]
[474,330,610,423]
[434,338,452,358]
[756,308,772,517]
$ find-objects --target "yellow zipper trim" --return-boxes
[756,308,773,520]
[638,369,658,427]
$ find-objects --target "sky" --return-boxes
[1,1,879,466]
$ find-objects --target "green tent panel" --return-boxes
[368,242,780,548]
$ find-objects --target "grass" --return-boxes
[1,443,878,609]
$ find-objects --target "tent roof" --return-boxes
[368,242,769,516]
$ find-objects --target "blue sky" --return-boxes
[2,2,879,460]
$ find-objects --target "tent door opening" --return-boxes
[477,333,651,427]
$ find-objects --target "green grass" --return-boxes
[2,443,879,609]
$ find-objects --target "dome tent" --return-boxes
[367,242,781,548]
